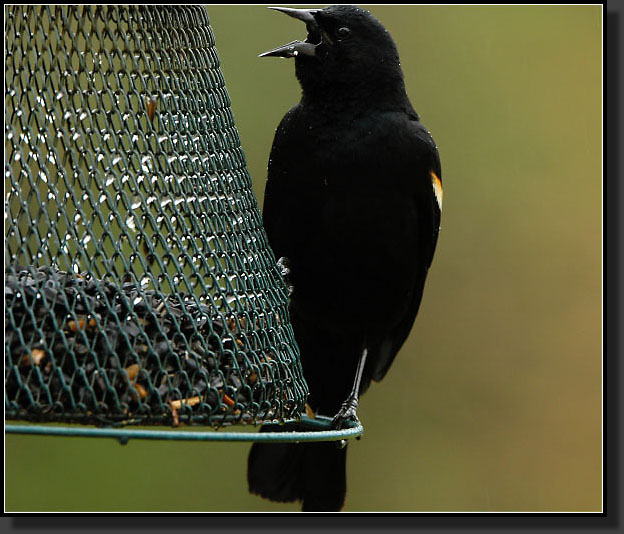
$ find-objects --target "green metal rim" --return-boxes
[4,415,363,443]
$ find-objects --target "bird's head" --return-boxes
[260,5,405,104]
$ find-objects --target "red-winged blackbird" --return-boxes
[247,5,442,512]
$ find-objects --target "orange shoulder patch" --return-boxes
[430,171,443,210]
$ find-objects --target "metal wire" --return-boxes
[5,415,364,443]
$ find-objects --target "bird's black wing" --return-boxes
[367,120,442,384]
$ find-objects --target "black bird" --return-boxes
[248,5,442,511]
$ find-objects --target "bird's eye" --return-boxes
[336,27,351,39]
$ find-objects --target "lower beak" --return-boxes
[259,7,320,59]
[258,40,317,58]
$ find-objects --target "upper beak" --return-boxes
[259,7,320,58]
[268,6,319,25]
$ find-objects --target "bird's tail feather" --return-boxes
[247,425,347,512]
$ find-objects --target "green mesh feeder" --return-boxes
[4,5,362,443]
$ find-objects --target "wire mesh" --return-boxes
[4,5,309,428]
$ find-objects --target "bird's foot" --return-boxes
[277,257,293,296]
[332,397,360,449]
[331,397,360,430]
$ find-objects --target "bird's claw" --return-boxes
[277,257,293,296]
[332,399,360,449]
[277,256,290,277]
[331,398,360,430]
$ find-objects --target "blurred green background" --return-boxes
[5,5,602,512]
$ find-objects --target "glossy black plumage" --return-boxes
[248,5,442,512]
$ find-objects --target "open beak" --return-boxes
[259,7,321,58]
